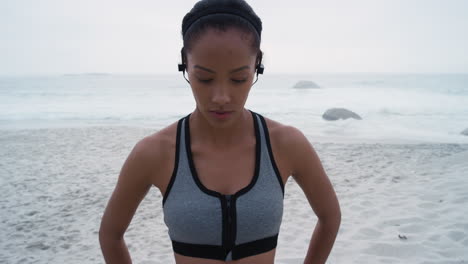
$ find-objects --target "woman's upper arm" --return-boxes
[99,136,158,239]
[285,127,341,220]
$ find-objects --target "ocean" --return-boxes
[1,73,468,143]
[1,74,468,263]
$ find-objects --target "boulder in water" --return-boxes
[293,80,320,89]
[461,128,468,136]
[322,108,362,121]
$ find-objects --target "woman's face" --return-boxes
[186,27,258,127]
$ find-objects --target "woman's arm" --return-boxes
[99,137,156,264]
[283,127,341,264]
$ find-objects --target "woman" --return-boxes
[99,0,341,263]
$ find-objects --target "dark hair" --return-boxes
[181,0,263,66]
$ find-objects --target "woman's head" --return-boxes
[180,0,264,126]
[181,0,263,66]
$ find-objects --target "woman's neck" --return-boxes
[189,108,253,148]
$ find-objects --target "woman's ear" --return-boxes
[178,47,188,72]
[255,50,264,75]
[256,50,263,66]
[179,47,191,84]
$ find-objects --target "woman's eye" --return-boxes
[232,79,247,83]
[197,79,247,84]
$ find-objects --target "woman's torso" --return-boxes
[148,111,292,264]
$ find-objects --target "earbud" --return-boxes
[178,63,186,72]
[251,52,264,86]
[178,47,190,83]
[178,47,187,72]
[255,51,264,75]
[256,64,264,75]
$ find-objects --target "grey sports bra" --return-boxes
[162,110,285,261]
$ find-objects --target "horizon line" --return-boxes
[1,71,468,77]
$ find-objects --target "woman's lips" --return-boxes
[210,110,232,119]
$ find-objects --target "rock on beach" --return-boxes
[322,108,362,121]
[292,80,320,89]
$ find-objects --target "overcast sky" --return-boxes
[1,0,468,75]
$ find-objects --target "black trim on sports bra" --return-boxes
[162,116,184,206]
[171,233,278,260]
[257,114,286,196]
[185,110,261,198]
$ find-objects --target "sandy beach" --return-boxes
[1,126,468,264]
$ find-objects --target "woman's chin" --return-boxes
[199,109,244,128]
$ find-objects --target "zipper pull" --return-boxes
[227,195,233,213]
[226,194,233,250]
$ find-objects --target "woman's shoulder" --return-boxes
[124,119,182,189]
[146,119,179,144]
[258,114,314,180]
[130,120,180,171]
[259,114,309,149]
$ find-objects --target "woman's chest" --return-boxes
[191,145,256,194]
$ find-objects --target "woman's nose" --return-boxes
[211,85,231,105]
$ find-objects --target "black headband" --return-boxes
[182,7,262,37]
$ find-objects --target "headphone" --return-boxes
[178,48,264,85]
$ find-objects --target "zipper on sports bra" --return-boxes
[224,194,234,253]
